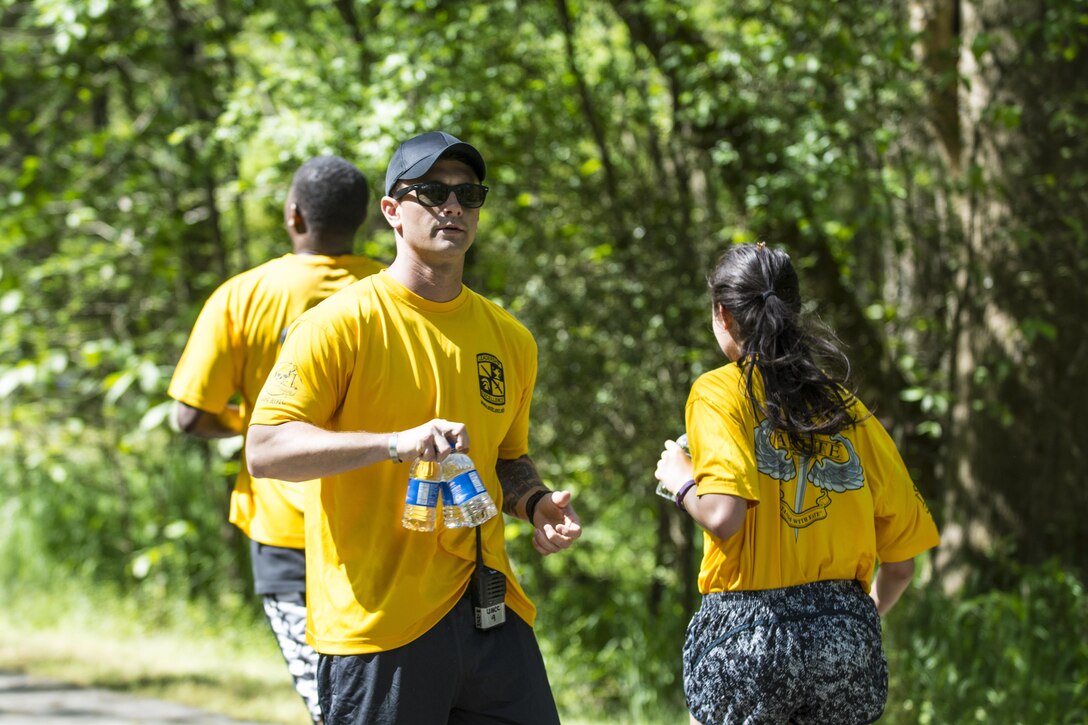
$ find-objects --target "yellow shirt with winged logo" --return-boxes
[686,363,939,594]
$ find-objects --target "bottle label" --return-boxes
[406,478,440,507]
[445,470,487,505]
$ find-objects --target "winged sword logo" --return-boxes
[754,418,865,537]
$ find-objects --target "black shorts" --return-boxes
[317,595,560,725]
[683,580,887,725]
[249,539,306,596]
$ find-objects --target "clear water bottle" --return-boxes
[441,452,498,528]
[655,433,690,500]
[440,480,467,528]
[403,459,441,531]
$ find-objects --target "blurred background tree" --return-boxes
[2,0,1086,721]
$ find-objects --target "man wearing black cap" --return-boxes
[246,131,580,724]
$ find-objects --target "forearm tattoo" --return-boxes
[495,455,547,518]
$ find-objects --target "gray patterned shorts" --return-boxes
[263,592,321,724]
[683,580,887,725]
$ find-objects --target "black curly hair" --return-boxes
[290,156,369,234]
[708,243,864,455]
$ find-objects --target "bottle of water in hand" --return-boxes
[441,480,467,528]
[655,433,690,500]
[403,459,441,531]
[442,452,498,528]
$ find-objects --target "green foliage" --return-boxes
[2,0,1087,719]
[883,562,1088,724]
[0,432,251,606]
[510,508,694,719]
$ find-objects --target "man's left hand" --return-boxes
[531,490,582,556]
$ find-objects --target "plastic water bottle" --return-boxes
[441,452,498,527]
[440,480,468,528]
[655,433,690,500]
[403,459,441,531]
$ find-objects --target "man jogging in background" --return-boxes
[246,131,582,724]
[168,156,384,725]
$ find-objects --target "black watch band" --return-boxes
[524,490,549,525]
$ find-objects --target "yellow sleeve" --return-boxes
[250,316,355,429]
[168,282,240,413]
[497,335,536,461]
[864,416,941,562]
[685,386,761,503]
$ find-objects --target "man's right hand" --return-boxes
[396,419,469,463]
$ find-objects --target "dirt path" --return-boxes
[0,671,271,725]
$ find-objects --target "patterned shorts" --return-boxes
[263,592,321,724]
[683,580,887,725]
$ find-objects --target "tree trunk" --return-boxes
[928,0,1088,585]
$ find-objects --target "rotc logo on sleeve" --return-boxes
[477,353,506,413]
[259,361,300,404]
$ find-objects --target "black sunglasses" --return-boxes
[392,181,489,209]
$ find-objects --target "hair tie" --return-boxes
[761,289,777,302]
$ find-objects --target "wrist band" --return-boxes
[675,480,697,511]
[388,433,402,463]
[524,490,549,525]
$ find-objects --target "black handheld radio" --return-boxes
[470,525,506,630]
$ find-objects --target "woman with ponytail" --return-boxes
[655,243,939,725]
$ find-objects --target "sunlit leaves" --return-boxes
[1,0,1086,718]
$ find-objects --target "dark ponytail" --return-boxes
[708,243,862,455]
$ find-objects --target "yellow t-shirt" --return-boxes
[248,271,539,654]
[685,363,940,594]
[168,253,384,548]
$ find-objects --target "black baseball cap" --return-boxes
[384,131,486,197]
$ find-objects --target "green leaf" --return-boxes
[139,400,173,431]
[579,158,602,176]
[103,370,136,406]
[900,387,926,402]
